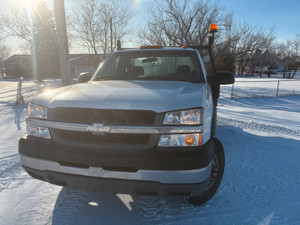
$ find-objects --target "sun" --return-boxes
[14,0,35,9]
[133,0,141,7]
[15,0,54,11]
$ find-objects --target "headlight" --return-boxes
[27,124,51,139]
[163,109,202,125]
[28,103,47,119]
[158,133,203,147]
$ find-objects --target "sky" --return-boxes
[0,0,299,54]
[217,0,300,41]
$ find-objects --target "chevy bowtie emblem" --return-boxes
[86,123,111,135]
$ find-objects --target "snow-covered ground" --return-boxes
[221,77,300,98]
[0,78,299,225]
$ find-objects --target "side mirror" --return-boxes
[215,71,235,85]
[78,72,92,83]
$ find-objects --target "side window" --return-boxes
[197,51,209,82]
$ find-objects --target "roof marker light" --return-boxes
[140,46,163,49]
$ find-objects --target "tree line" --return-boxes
[0,0,299,79]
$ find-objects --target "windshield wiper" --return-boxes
[134,76,194,82]
[93,76,118,81]
[94,76,196,83]
[134,76,176,81]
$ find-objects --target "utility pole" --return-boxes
[110,17,113,53]
[54,0,71,86]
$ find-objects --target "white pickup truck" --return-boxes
[19,38,234,205]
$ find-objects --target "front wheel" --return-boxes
[188,138,225,206]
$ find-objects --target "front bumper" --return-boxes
[23,166,210,197]
[19,135,214,170]
[20,154,212,184]
[19,135,215,196]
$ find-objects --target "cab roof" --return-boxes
[115,46,197,53]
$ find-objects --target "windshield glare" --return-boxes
[93,50,204,82]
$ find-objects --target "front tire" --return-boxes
[188,138,225,206]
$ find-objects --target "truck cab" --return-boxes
[19,40,234,205]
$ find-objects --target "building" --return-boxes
[3,55,33,78]
[0,60,5,77]
[69,54,102,78]
[3,54,103,78]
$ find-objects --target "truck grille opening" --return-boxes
[50,108,156,125]
[55,129,151,145]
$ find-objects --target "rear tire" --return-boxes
[188,138,225,206]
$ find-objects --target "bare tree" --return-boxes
[0,1,61,79]
[0,45,10,61]
[70,0,101,55]
[0,32,10,76]
[110,2,134,50]
[0,7,31,53]
[277,38,300,78]
[214,15,254,72]
[138,0,230,46]
[70,0,133,57]
[234,26,275,76]
[139,0,276,76]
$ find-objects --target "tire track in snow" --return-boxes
[133,195,193,224]
[134,196,166,223]
[51,188,89,225]
[218,116,300,138]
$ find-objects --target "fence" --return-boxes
[0,78,40,105]
[220,79,300,99]
[0,78,62,106]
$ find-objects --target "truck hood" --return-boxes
[33,81,210,113]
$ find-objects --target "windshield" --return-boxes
[92,50,204,83]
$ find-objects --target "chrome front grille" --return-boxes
[50,108,156,125]
[54,129,151,145]
[49,108,158,146]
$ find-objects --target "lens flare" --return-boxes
[15,0,35,8]
[133,0,140,5]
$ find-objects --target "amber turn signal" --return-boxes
[185,134,196,146]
